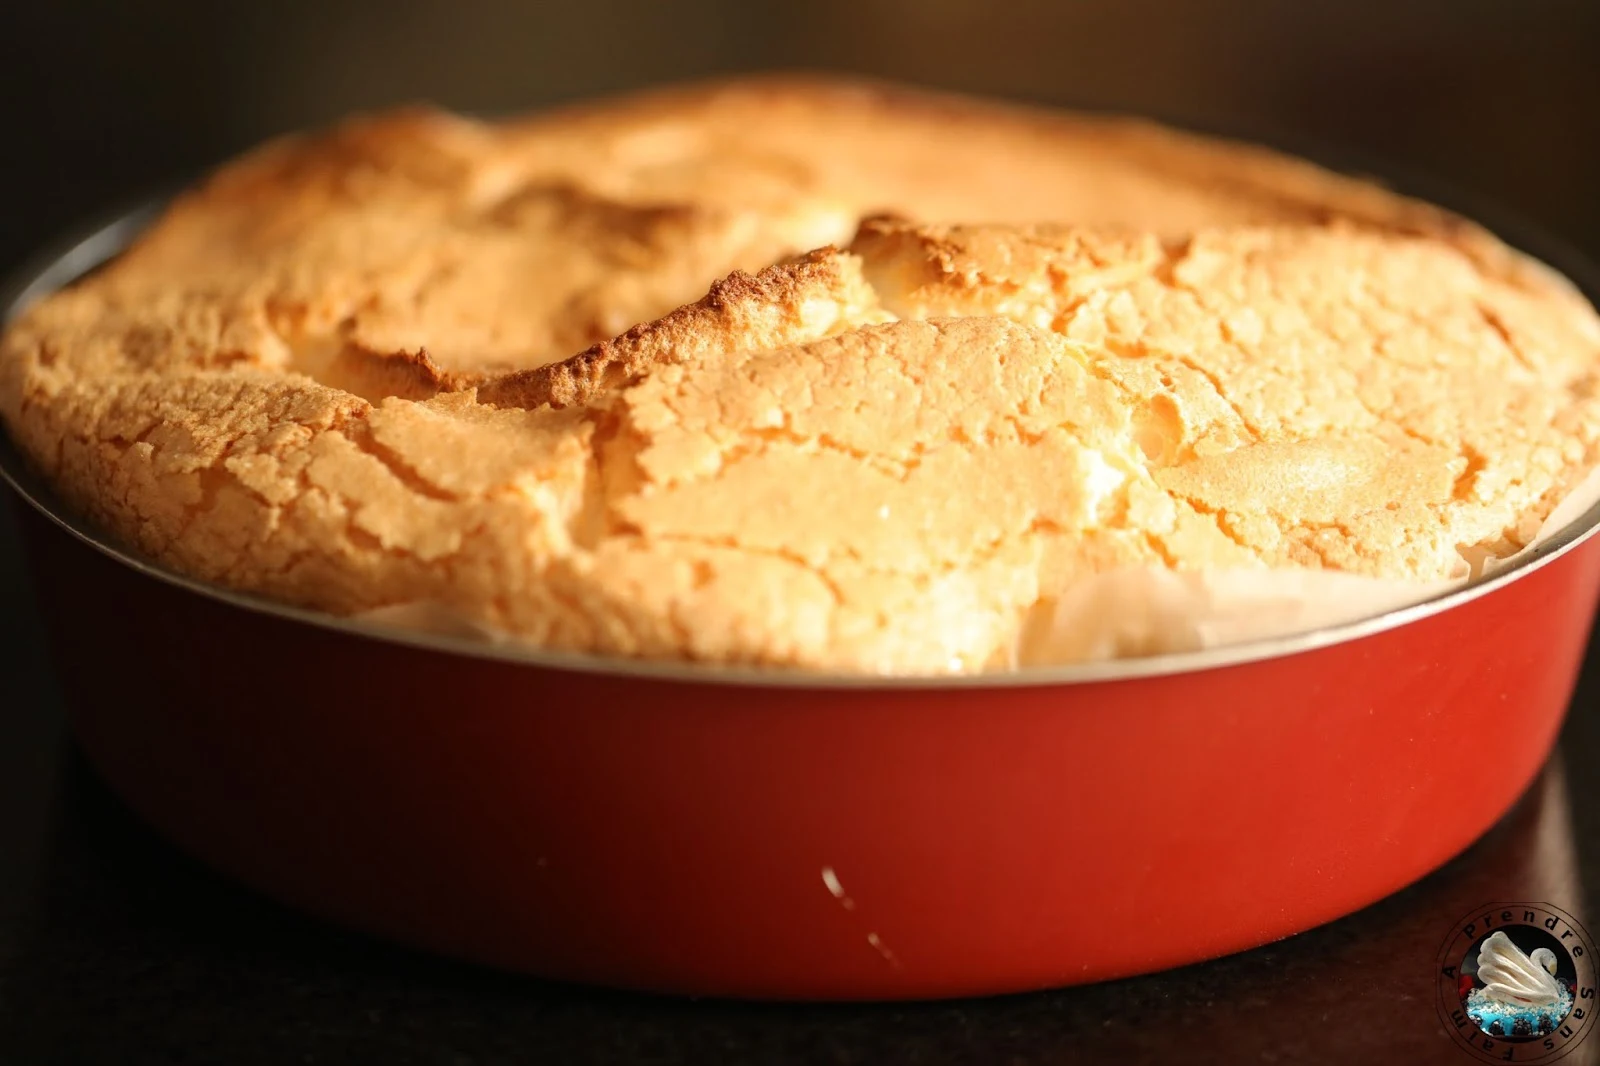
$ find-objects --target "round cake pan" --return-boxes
[5,188,1600,1002]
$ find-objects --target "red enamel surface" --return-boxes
[17,503,1600,1000]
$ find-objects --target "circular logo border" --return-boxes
[1436,902,1598,1064]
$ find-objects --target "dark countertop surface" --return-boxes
[2,487,1599,1066]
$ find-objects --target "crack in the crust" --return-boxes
[215,459,281,514]
[1284,518,1379,574]
[1061,343,1202,470]
[659,600,699,656]
[1040,289,1096,332]
[95,421,248,546]
[336,415,460,502]
[344,521,421,561]
[219,544,317,589]
[663,423,924,487]
[1362,279,1542,379]
[1150,234,1216,300]
[1393,421,1436,446]
[1151,239,1471,446]
[1290,517,1361,537]
[645,338,1136,492]
[1452,444,1488,502]
[635,473,1158,616]
[667,407,1113,492]
[100,408,481,597]
[1289,536,1344,570]
[1149,237,1189,289]
[641,507,1039,604]
[571,442,613,553]
[571,408,635,549]
[1140,530,1180,567]
[1476,301,1542,375]
[871,247,1218,463]
[1070,341,1140,391]
[1568,370,1600,404]
[645,531,849,606]
[172,461,238,544]
[1061,323,1268,452]
[1361,281,1454,339]
[1163,490,1256,553]
[1326,376,1439,445]
[1167,351,1264,441]
[1170,472,1456,568]
[104,422,162,450]
[535,569,601,639]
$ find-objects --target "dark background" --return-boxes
[2,3,1600,1063]
[2,0,1599,267]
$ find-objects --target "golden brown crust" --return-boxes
[3,75,1599,673]
[851,217,1600,578]
[474,247,887,410]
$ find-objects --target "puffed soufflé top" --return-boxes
[4,76,1598,672]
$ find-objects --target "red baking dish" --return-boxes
[4,196,1600,1002]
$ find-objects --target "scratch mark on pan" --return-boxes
[866,932,902,968]
[820,865,856,910]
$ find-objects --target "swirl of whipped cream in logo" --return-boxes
[1476,930,1563,1007]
